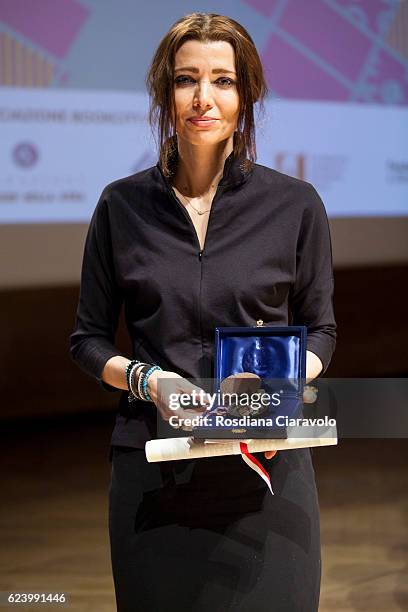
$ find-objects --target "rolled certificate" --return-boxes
[145,432,337,463]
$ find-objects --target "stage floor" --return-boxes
[1,413,407,611]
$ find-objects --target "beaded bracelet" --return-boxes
[139,364,163,402]
[137,364,154,401]
[128,362,145,402]
[125,360,142,391]
[126,360,150,403]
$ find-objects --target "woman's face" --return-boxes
[172,39,240,148]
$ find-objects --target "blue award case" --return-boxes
[193,324,307,440]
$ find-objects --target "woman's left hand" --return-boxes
[264,450,277,460]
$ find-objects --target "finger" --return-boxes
[181,392,211,411]
[181,383,212,404]
[264,450,277,459]
[303,385,318,404]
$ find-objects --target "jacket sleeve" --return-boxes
[289,183,337,375]
[69,187,125,391]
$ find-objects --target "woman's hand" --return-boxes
[262,385,318,460]
[148,371,281,456]
[264,450,277,460]
[147,369,210,430]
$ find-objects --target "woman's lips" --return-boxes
[188,118,218,127]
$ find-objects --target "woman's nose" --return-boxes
[193,80,214,109]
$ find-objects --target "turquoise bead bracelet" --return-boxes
[141,365,162,402]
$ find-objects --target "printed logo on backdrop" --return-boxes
[275,153,306,180]
[12,142,39,168]
[386,160,408,183]
[275,152,348,192]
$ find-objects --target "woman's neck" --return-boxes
[171,136,234,197]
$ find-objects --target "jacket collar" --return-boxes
[156,149,253,191]
[218,150,253,187]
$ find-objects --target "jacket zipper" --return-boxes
[166,184,225,256]
[166,184,226,369]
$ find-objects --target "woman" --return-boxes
[70,12,336,611]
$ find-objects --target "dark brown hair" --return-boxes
[146,12,268,176]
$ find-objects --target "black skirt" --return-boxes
[108,445,321,612]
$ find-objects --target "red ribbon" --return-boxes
[239,442,274,495]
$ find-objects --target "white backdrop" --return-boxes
[1,0,407,286]
[1,88,407,223]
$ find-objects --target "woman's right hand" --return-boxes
[147,369,211,430]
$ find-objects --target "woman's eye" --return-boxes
[174,76,236,87]
[216,77,235,87]
[174,75,194,85]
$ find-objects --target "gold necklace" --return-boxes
[174,189,212,215]
[172,168,223,215]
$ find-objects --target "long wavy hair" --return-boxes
[146,12,268,177]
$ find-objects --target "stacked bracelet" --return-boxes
[126,360,163,403]
[126,360,141,391]
[126,360,150,403]
[137,364,152,401]
[138,364,162,402]
[128,363,144,402]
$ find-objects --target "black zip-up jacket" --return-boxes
[69,151,336,448]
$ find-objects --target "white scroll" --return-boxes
[145,430,337,463]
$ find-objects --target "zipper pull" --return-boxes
[198,250,203,261]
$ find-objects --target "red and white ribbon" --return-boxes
[239,442,274,495]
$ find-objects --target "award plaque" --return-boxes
[192,322,307,439]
